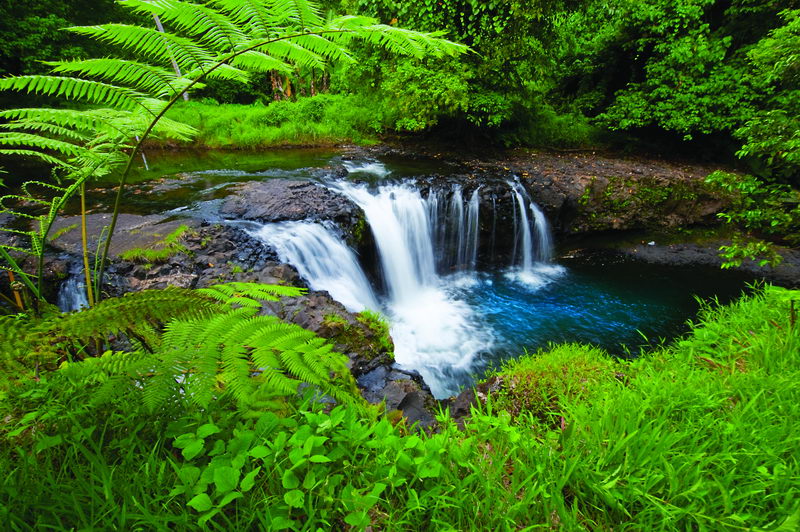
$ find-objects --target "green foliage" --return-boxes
[706,170,800,267]
[0,0,467,306]
[735,9,800,178]
[3,286,800,529]
[54,282,355,411]
[119,224,192,263]
[488,344,617,423]
[163,95,385,148]
[1,287,215,369]
[356,309,393,355]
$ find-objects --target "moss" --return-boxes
[349,213,369,247]
[323,310,394,361]
[119,225,191,263]
[356,310,393,355]
[483,344,619,425]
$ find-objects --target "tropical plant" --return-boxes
[2,281,356,410]
[0,0,467,308]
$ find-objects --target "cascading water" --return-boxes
[506,179,563,287]
[251,221,379,312]
[251,174,561,397]
[343,160,391,179]
[57,266,89,312]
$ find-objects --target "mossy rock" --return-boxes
[478,344,624,425]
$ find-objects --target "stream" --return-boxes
[58,150,750,397]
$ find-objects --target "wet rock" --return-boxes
[358,366,438,430]
[620,241,800,288]
[47,213,200,260]
[220,180,363,232]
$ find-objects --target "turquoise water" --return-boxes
[463,260,749,361]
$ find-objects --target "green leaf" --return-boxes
[182,439,205,460]
[283,489,304,508]
[241,467,262,492]
[248,445,269,459]
[217,491,243,508]
[213,466,240,494]
[34,434,63,453]
[345,510,368,527]
[281,469,299,490]
[187,493,213,512]
[197,423,221,439]
[309,454,332,463]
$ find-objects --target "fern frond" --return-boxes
[34,288,217,361]
[198,282,305,307]
[227,50,293,73]
[68,24,214,71]
[256,39,327,69]
[267,0,324,29]
[0,149,73,169]
[0,76,156,114]
[120,0,245,51]
[210,0,278,36]
[0,132,87,157]
[45,58,179,98]
[0,121,90,142]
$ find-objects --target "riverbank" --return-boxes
[3,283,798,530]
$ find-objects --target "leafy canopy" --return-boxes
[0,0,467,304]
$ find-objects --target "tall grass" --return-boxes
[161,94,386,149]
[1,286,798,530]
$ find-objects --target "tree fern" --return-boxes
[0,0,467,305]
[51,282,358,412]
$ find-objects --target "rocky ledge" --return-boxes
[43,215,439,430]
[220,179,363,234]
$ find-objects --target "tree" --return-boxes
[0,0,466,308]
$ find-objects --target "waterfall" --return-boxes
[250,177,560,397]
[505,179,562,287]
[251,222,379,312]
[330,181,493,397]
[57,266,89,312]
[509,180,534,271]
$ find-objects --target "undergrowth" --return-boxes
[1,285,799,530]
[160,95,386,149]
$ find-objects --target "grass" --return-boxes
[159,94,386,149]
[119,224,191,263]
[1,286,799,529]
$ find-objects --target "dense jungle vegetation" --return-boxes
[1,0,799,529]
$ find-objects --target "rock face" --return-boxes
[618,241,800,288]
[220,179,363,231]
[344,145,732,238]
[258,289,438,430]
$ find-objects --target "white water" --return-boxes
[330,181,494,396]
[251,176,561,397]
[57,269,89,312]
[343,160,391,179]
[506,179,564,287]
[251,222,379,312]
